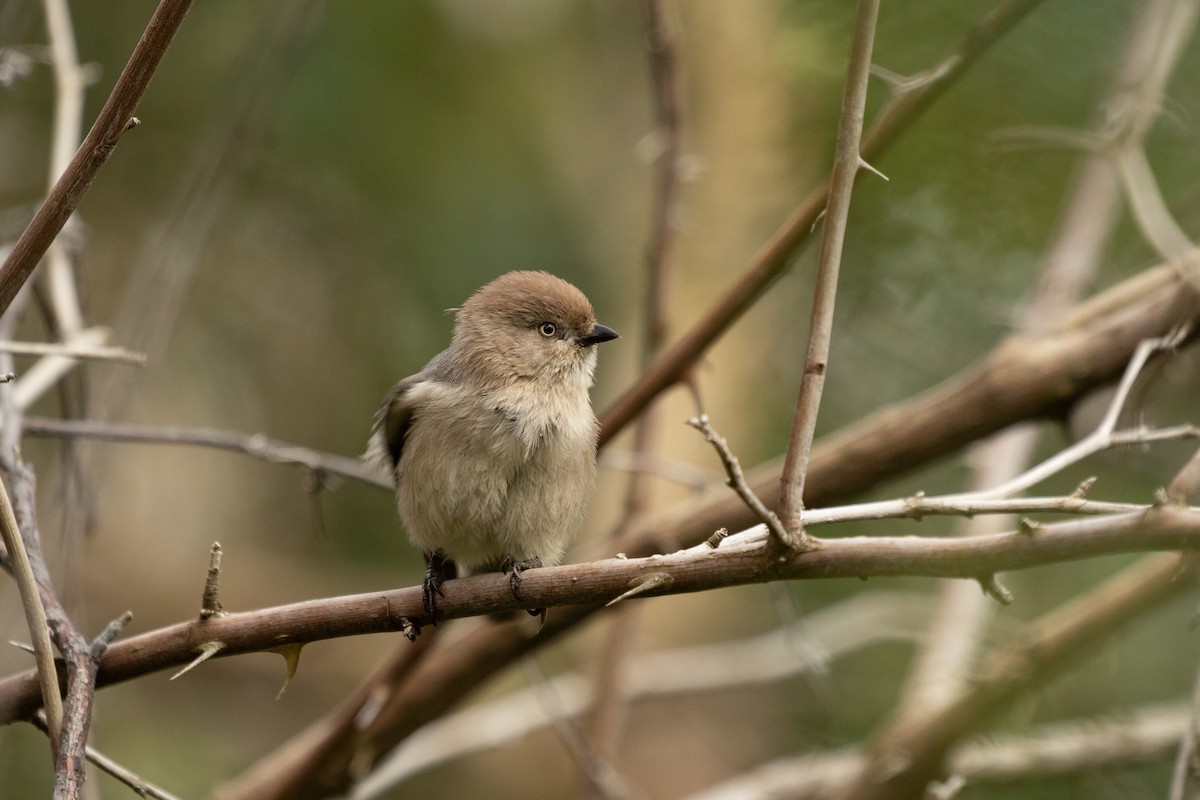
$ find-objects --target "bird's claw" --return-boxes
[423,551,452,625]
[500,554,545,618]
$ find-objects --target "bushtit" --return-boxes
[369,271,618,622]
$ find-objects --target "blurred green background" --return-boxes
[2,0,1199,797]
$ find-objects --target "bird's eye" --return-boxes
[538,322,557,338]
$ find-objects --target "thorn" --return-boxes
[9,640,35,654]
[0,373,15,383]
[200,542,224,620]
[270,643,304,700]
[1069,477,1097,499]
[607,572,673,607]
[1017,518,1040,537]
[171,641,225,680]
[90,611,133,659]
[978,574,1014,606]
[811,208,827,232]
[1153,487,1172,506]
[705,528,729,548]
[857,155,889,181]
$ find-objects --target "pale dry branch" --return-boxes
[835,552,1196,800]
[969,328,1191,501]
[0,337,146,365]
[688,702,1188,800]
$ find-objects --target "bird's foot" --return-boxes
[423,551,455,625]
[500,554,545,617]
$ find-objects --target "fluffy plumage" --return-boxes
[368,271,618,618]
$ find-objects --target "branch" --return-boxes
[20,416,389,490]
[361,591,932,793]
[776,0,879,541]
[4,506,1200,727]
[629,262,1200,557]
[0,0,197,316]
[835,551,1195,800]
[597,0,1050,445]
[0,337,146,365]
[687,702,1188,799]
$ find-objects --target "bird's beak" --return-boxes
[577,323,620,347]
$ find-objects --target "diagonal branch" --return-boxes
[775,0,879,542]
[0,0,197,316]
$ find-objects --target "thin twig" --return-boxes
[686,414,791,548]
[776,0,880,542]
[10,325,109,410]
[0,338,146,365]
[20,416,390,490]
[971,329,1190,501]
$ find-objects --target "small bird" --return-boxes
[369,271,619,623]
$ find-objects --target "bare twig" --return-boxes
[971,329,1190,501]
[0,0,197,316]
[0,338,146,365]
[776,0,879,542]
[686,414,791,547]
[20,416,390,490]
[11,326,108,410]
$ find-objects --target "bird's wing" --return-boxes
[367,373,426,475]
[376,374,429,470]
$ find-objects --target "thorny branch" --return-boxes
[776,0,879,542]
